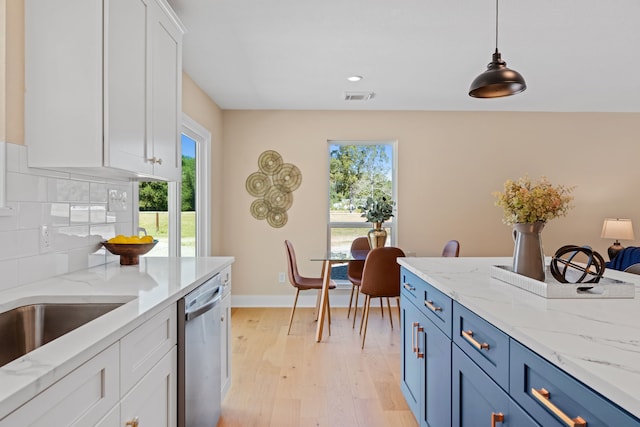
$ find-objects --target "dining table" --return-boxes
[311,249,369,342]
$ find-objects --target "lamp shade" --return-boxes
[469,50,527,98]
[601,218,635,240]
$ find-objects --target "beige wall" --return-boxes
[181,72,224,255]
[0,0,24,145]
[222,110,640,297]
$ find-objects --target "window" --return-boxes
[137,114,211,256]
[327,140,397,262]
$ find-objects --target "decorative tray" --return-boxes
[490,265,635,299]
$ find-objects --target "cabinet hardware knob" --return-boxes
[148,156,157,164]
[125,417,139,427]
[424,300,442,312]
[461,330,490,350]
[156,157,163,165]
[403,283,415,291]
[491,412,504,427]
[531,388,586,427]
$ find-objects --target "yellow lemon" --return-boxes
[108,235,127,243]
[140,235,154,243]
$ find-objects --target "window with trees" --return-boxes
[328,140,396,261]
[138,115,210,256]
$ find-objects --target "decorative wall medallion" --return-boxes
[246,150,302,228]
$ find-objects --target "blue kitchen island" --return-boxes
[398,257,640,427]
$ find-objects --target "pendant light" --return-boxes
[469,0,526,98]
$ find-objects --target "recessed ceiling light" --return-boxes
[347,75,363,82]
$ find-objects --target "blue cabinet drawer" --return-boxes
[452,301,510,390]
[510,339,640,427]
[452,345,540,427]
[400,267,452,337]
[401,267,424,306]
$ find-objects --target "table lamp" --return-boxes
[601,218,635,260]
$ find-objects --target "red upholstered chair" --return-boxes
[284,240,336,335]
[358,246,405,348]
[347,237,371,325]
[442,240,460,257]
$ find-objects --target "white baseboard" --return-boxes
[230,288,400,308]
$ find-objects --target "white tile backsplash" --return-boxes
[0,143,135,290]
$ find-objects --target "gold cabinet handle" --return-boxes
[461,330,490,350]
[424,300,442,312]
[416,326,424,359]
[411,322,418,353]
[125,417,139,427]
[531,388,587,427]
[403,283,415,291]
[491,412,504,427]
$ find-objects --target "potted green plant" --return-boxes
[359,196,395,248]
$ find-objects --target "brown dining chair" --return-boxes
[358,246,405,348]
[442,240,460,257]
[284,240,336,335]
[347,237,370,325]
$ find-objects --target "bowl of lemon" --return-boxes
[102,235,158,265]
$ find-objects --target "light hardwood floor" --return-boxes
[218,306,418,427]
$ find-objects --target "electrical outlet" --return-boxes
[108,189,128,212]
[278,272,285,283]
[40,225,51,252]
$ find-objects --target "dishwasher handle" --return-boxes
[185,285,222,321]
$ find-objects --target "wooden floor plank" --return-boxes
[218,307,418,427]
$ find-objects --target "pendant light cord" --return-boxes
[495,0,499,51]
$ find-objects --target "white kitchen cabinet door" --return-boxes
[0,343,119,427]
[106,0,153,177]
[148,1,183,182]
[25,0,184,181]
[121,346,177,427]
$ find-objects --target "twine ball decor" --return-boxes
[550,245,605,284]
[246,150,302,228]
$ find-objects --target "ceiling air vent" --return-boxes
[344,91,375,101]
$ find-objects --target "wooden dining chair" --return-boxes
[347,237,370,325]
[284,240,336,335]
[442,240,460,257]
[358,246,405,348]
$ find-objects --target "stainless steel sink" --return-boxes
[0,302,124,367]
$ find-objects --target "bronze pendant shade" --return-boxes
[469,0,526,98]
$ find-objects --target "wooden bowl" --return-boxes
[102,240,158,265]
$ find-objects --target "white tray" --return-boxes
[490,265,635,299]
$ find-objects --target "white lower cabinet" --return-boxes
[0,306,177,427]
[121,347,177,427]
[220,288,232,398]
[0,343,120,426]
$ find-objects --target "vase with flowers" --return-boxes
[493,176,574,280]
[359,195,394,249]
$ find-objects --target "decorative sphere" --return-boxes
[550,245,605,284]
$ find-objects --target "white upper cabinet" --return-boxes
[25,0,184,181]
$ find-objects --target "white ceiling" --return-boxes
[167,0,640,112]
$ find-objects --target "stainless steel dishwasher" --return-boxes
[178,274,222,427]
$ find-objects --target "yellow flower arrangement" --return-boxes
[493,176,574,225]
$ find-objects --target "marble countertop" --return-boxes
[397,257,640,419]
[0,256,234,420]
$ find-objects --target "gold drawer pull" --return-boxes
[531,388,587,427]
[461,330,490,350]
[424,300,442,312]
[403,283,416,291]
[491,412,504,427]
[416,326,424,359]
